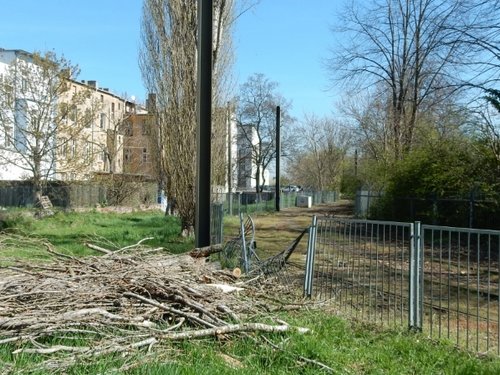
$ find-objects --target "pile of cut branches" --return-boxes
[0,236,309,370]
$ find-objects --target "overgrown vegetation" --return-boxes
[366,138,500,228]
[319,0,500,228]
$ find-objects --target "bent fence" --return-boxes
[304,217,500,355]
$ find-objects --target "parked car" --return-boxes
[281,185,301,193]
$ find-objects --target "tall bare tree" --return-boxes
[0,51,99,204]
[140,0,251,233]
[287,115,350,191]
[235,73,292,193]
[329,0,500,160]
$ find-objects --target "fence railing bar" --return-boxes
[328,219,335,300]
[423,224,500,236]
[438,229,443,339]
[498,236,500,356]
[447,230,452,340]
[341,221,347,311]
[380,224,387,322]
[355,222,361,319]
[476,233,481,352]
[429,229,434,338]
[304,216,317,297]
[456,232,461,347]
[375,223,380,324]
[318,219,325,299]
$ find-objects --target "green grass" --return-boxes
[2,207,500,373]
[2,311,500,374]
[0,208,193,258]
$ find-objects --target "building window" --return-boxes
[100,95,104,102]
[84,143,91,161]
[124,121,133,136]
[71,140,76,158]
[5,84,14,106]
[142,148,148,163]
[124,148,131,163]
[69,105,78,122]
[141,121,150,135]
[21,78,28,92]
[84,108,92,127]
[100,113,106,129]
[60,142,69,158]
[4,126,13,147]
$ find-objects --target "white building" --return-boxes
[236,124,269,191]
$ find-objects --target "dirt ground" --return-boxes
[249,200,354,258]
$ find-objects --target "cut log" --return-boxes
[189,244,223,258]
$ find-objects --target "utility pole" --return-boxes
[354,149,358,177]
[195,0,213,247]
[275,106,281,211]
[227,102,233,215]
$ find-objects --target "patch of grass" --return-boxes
[2,310,500,374]
[2,203,500,373]
[0,209,193,258]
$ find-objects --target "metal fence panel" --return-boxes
[210,203,224,245]
[305,217,413,327]
[304,217,500,356]
[421,225,500,354]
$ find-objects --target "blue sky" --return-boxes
[1,0,342,119]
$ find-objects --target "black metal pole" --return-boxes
[195,0,213,247]
[227,102,233,216]
[275,106,281,211]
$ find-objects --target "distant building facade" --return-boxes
[236,124,269,191]
[0,48,140,182]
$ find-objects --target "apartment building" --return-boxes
[0,48,137,182]
[56,79,135,180]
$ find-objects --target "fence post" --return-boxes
[304,215,318,297]
[409,221,423,331]
[237,192,241,217]
[239,212,249,273]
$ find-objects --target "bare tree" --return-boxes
[0,51,99,204]
[329,0,500,160]
[475,91,500,177]
[235,73,292,193]
[287,115,350,191]
[140,0,249,233]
